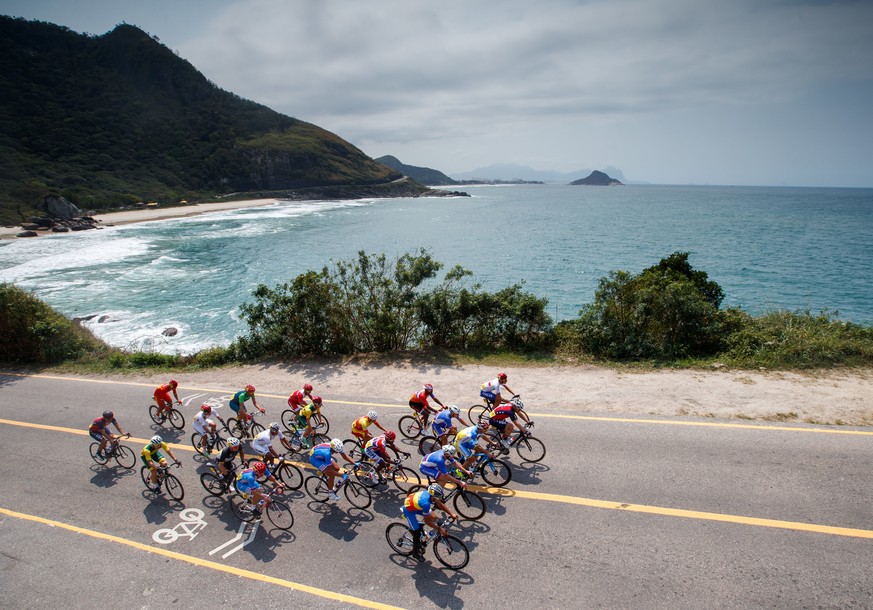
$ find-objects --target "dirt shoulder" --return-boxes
[110,362,873,427]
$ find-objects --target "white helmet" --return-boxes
[227,437,241,448]
[449,405,461,416]
[150,435,163,445]
[330,438,344,453]
[441,444,456,457]
[427,483,444,498]
[367,410,378,420]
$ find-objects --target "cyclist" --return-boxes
[430,405,468,445]
[153,379,180,418]
[235,461,284,517]
[363,430,400,482]
[480,372,515,410]
[402,483,458,562]
[419,444,470,490]
[251,422,293,465]
[455,420,491,471]
[296,396,323,447]
[287,383,314,414]
[192,403,224,455]
[408,383,445,428]
[229,385,264,435]
[351,409,388,445]
[488,399,533,450]
[309,438,355,501]
[88,410,126,459]
[141,435,181,492]
[214,436,246,480]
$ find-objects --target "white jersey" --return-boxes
[192,411,214,435]
[251,429,284,454]
[481,378,503,393]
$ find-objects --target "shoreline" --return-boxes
[0,198,280,240]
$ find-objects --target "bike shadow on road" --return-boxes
[505,461,549,485]
[88,464,136,489]
[199,495,298,550]
[141,495,186,525]
[410,560,473,608]
[146,424,185,444]
[306,501,375,542]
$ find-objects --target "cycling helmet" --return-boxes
[227,437,241,448]
[367,410,378,420]
[477,419,490,431]
[441,444,457,457]
[201,404,212,413]
[303,383,313,392]
[385,430,396,441]
[497,372,507,382]
[427,483,444,498]
[312,395,323,405]
[150,435,163,445]
[423,383,434,393]
[245,384,255,394]
[449,405,461,416]
[169,379,178,388]
[330,438,344,453]
[270,422,280,432]
[252,461,266,475]
[102,410,114,420]
[514,400,524,410]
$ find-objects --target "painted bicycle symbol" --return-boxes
[152,508,207,544]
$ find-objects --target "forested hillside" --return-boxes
[0,17,401,224]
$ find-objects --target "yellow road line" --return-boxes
[0,507,404,610]
[3,371,870,435]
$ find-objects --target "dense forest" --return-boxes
[0,16,402,224]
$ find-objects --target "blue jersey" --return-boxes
[433,410,453,427]
[421,449,451,475]
[236,468,263,494]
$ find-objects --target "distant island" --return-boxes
[570,170,623,186]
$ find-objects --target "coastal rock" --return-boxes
[98,315,112,323]
[16,230,38,238]
[162,327,179,337]
[37,195,83,220]
[51,226,70,233]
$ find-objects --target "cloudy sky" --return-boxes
[4,0,873,186]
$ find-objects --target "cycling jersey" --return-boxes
[236,468,268,495]
[154,383,176,406]
[309,442,333,471]
[401,490,435,530]
[480,378,504,403]
[215,446,242,464]
[287,388,310,411]
[455,426,480,458]
[229,389,253,413]
[89,416,116,433]
[431,410,454,436]
[251,429,284,455]
[296,404,319,428]
[192,411,213,435]
[409,390,432,409]
[488,404,517,422]
[364,435,389,463]
[351,415,375,437]
[420,449,451,479]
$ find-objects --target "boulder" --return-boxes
[51,226,70,233]
[16,231,38,238]
[162,327,179,337]
[37,195,83,220]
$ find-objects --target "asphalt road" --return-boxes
[1,372,871,609]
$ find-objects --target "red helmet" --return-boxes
[245,384,255,394]
[303,383,313,392]
[252,461,266,475]
[312,395,323,405]
[169,379,178,388]
[200,404,211,413]
[423,383,434,393]
[385,430,396,442]
[497,372,507,382]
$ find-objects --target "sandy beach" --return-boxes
[0,198,278,239]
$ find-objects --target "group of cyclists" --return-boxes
[89,371,535,563]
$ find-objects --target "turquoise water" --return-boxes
[1,184,871,353]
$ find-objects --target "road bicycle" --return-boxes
[200,463,240,497]
[149,398,185,430]
[456,449,512,488]
[342,435,405,462]
[280,407,330,435]
[398,410,430,439]
[408,481,486,521]
[467,395,523,424]
[228,488,294,531]
[226,411,265,439]
[417,429,457,456]
[140,461,184,501]
[353,455,420,493]
[485,422,546,463]
[245,451,305,490]
[190,418,230,455]
[385,515,469,570]
[89,433,136,469]
[282,425,330,457]
[304,470,372,509]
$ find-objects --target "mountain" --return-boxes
[375,155,458,186]
[0,17,403,224]
[570,170,623,186]
[451,163,632,183]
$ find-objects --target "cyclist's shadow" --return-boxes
[307,501,374,542]
[141,497,186,525]
[88,465,135,488]
[411,560,473,606]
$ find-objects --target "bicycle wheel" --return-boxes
[266,500,294,531]
[344,481,372,509]
[310,433,330,447]
[113,444,137,469]
[226,417,241,437]
[311,412,330,434]
[353,462,380,488]
[478,457,512,487]
[391,466,421,493]
[168,409,185,430]
[433,534,470,570]
[229,494,257,522]
[140,466,151,487]
[149,404,164,425]
[385,522,415,556]
[343,439,364,462]
[89,443,109,465]
[191,432,205,452]
[304,476,330,502]
[250,422,265,436]
[280,409,298,431]
[468,404,490,423]
[515,436,546,463]
[164,474,185,501]
[200,472,227,496]
[276,463,304,490]
[398,415,422,439]
[418,435,441,456]
[453,489,486,521]
[212,436,227,452]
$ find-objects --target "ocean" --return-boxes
[1,184,871,354]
